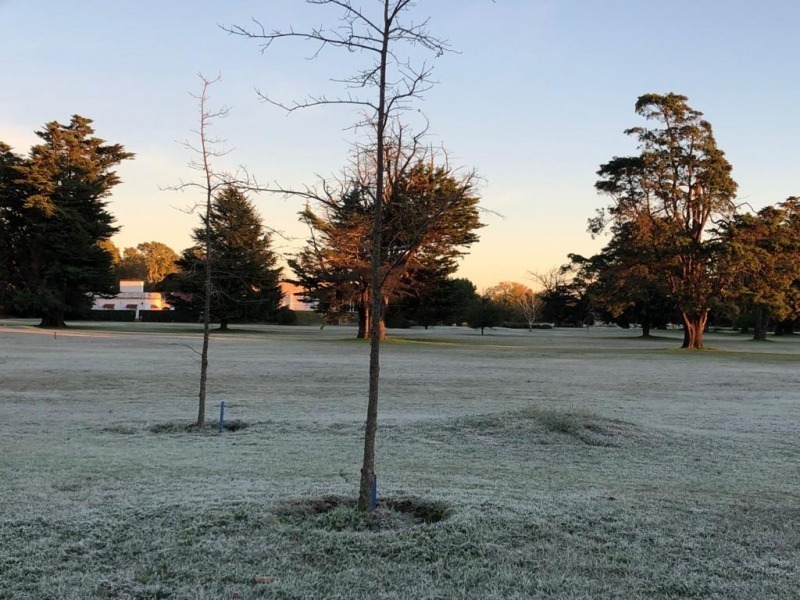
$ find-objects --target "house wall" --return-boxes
[280,282,316,312]
[93,280,171,318]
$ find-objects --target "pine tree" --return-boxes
[595,94,737,349]
[0,116,133,327]
[0,143,24,313]
[172,185,283,329]
[289,160,483,338]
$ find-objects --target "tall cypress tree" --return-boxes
[0,116,133,327]
[173,185,283,329]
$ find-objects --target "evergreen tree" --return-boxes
[386,276,479,329]
[171,185,283,329]
[0,116,133,327]
[0,143,24,312]
[289,160,483,338]
[569,219,677,337]
[594,94,738,349]
[716,198,800,340]
[466,294,503,335]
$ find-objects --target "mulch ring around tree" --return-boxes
[275,495,452,531]
[147,419,250,434]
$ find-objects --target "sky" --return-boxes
[2,0,798,291]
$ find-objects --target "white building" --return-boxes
[93,280,171,318]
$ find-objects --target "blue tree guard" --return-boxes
[370,474,378,509]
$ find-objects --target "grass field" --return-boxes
[1,319,799,599]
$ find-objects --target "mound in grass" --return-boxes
[101,424,139,435]
[455,407,655,448]
[148,419,249,434]
[276,495,452,531]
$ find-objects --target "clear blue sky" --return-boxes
[2,0,798,290]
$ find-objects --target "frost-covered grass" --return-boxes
[1,319,799,599]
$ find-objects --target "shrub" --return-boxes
[275,307,298,325]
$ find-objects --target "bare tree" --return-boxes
[227,1,452,511]
[528,267,582,327]
[167,74,231,427]
[529,267,570,296]
[517,290,543,331]
[484,281,541,330]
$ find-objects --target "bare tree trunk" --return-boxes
[197,277,211,426]
[194,76,220,428]
[196,205,212,427]
[377,297,387,340]
[358,5,391,512]
[681,310,708,349]
[357,297,388,340]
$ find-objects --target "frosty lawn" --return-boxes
[1,321,798,599]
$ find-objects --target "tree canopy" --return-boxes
[111,241,179,289]
[594,93,737,349]
[569,219,677,336]
[715,198,800,340]
[484,281,543,330]
[466,294,503,335]
[0,116,133,326]
[289,159,483,338]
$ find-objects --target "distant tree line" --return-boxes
[4,96,799,345]
[0,116,287,328]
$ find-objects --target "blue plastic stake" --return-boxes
[218,401,225,434]
[370,474,378,509]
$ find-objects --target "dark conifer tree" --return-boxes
[172,185,283,329]
[0,116,133,327]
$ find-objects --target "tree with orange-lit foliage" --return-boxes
[594,93,737,349]
[289,157,482,339]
